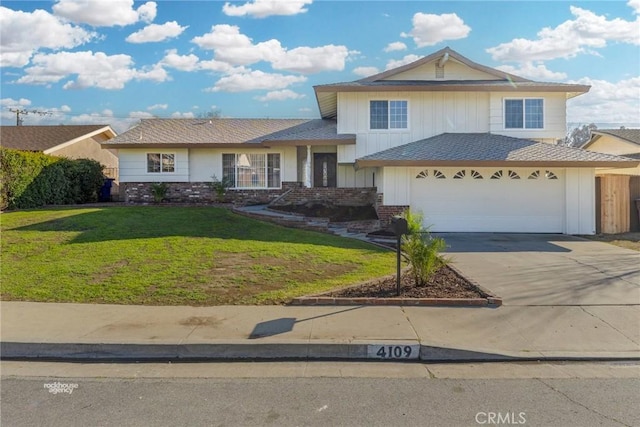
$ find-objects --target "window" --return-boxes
[222,153,281,189]
[147,153,175,173]
[370,100,408,130]
[505,99,543,129]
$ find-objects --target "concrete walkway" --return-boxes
[2,224,638,362]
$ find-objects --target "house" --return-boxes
[582,129,640,175]
[101,47,638,234]
[0,125,119,178]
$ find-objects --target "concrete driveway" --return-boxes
[437,233,640,306]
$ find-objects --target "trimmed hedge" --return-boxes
[0,148,105,210]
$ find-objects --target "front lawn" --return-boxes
[1,206,395,305]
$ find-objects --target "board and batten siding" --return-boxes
[383,61,502,81]
[337,91,490,162]
[489,92,566,141]
[188,147,298,183]
[119,148,189,182]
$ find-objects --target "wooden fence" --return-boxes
[595,175,640,233]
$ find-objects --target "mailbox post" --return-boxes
[390,216,408,296]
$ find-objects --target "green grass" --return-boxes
[1,206,395,305]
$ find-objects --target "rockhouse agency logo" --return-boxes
[476,412,527,425]
[44,382,78,395]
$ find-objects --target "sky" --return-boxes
[1,0,639,133]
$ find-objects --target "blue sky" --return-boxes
[1,0,639,133]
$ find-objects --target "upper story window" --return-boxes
[505,98,544,129]
[370,100,408,130]
[147,153,175,173]
[222,153,281,189]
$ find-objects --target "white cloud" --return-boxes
[0,97,32,107]
[126,21,187,43]
[298,107,312,112]
[353,66,380,77]
[567,76,640,125]
[209,70,306,92]
[52,0,157,27]
[171,111,195,118]
[384,42,407,52]
[255,89,305,102]
[496,62,567,81]
[16,51,168,90]
[271,45,350,73]
[487,6,640,62]
[401,13,470,47]
[147,103,168,111]
[192,24,283,66]
[0,6,95,67]
[222,0,312,18]
[192,24,350,73]
[629,0,640,13]
[385,54,421,70]
[160,49,200,71]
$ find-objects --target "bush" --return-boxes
[150,182,169,203]
[0,148,104,210]
[400,208,450,286]
[208,174,233,202]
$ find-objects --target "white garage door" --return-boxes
[410,167,565,232]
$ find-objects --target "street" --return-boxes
[2,361,639,427]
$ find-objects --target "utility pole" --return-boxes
[8,108,52,126]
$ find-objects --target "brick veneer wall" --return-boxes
[121,181,300,205]
[270,187,377,207]
[375,193,409,227]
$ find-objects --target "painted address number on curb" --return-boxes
[367,344,420,359]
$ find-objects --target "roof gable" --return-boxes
[0,125,115,152]
[361,47,529,83]
[583,129,640,149]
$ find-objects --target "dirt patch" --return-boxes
[270,203,378,222]
[326,266,486,299]
[583,232,640,252]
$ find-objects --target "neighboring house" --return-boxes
[102,47,638,234]
[1,125,118,178]
[581,129,640,175]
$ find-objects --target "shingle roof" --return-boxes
[0,125,112,151]
[587,129,640,147]
[314,80,587,91]
[356,133,639,168]
[102,118,354,147]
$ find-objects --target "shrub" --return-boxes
[400,208,450,286]
[209,174,233,202]
[0,148,105,210]
[150,182,169,203]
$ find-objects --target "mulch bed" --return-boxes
[326,266,487,299]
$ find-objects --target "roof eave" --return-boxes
[355,159,640,168]
[314,84,591,93]
[100,143,268,149]
[263,138,356,147]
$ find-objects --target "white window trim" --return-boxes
[503,97,545,130]
[223,152,282,190]
[368,98,410,132]
[146,152,176,174]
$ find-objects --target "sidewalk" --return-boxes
[2,301,639,362]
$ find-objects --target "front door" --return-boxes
[313,153,337,188]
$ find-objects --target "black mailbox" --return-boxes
[390,216,408,237]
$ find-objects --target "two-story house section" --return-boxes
[314,47,636,234]
[103,47,637,234]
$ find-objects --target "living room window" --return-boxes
[370,100,408,130]
[147,153,175,173]
[222,153,281,189]
[505,98,544,129]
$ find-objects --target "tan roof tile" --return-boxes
[0,125,111,151]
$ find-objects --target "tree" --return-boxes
[564,123,597,147]
[197,110,221,119]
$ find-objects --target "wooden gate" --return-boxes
[596,174,640,233]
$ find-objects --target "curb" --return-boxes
[4,342,636,362]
